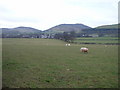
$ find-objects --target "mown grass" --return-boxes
[2,38,118,88]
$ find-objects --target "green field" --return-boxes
[2,38,118,88]
[74,37,119,44]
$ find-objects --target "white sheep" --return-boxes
[68,44,71,46]
[80,47,88,53]
[65,44,71,46]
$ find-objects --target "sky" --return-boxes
[0,0,119,30]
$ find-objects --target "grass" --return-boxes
[2,38,118,88]
[74,37,119,44]
[76,37,119,40]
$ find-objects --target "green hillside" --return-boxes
[1,23,119,38]
[82,24,119,37]
[44,24,91,34]
[2,27,41,34]
[1,27,42,38]
[96,24,120,29]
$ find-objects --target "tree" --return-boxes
[63,31,76,42]
[54,31,76,42]
[69,31,76,42]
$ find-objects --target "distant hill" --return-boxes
[44,24,92,34]
[2,26,41,34]
[1,27,42,38]
[82,24,119,37]
[1,23,119,38]
[95,24,119,29]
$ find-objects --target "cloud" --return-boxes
[0,0,119,30]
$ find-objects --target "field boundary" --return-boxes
[73,42,120,45]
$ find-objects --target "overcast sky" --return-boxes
[0,0,119,30]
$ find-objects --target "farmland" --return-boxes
[2,38,118,88]
[74,37,119,44]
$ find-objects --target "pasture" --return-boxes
[2,38,118,88]
[74,37,119,44]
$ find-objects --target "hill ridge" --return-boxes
[1,23,119,38]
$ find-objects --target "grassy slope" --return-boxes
[95,24,119,29]
[44,24,91,34]
[2,38,118,88]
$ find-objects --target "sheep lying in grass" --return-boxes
[80,47,88,53]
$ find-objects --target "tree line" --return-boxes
[1,31,76,43]
[54,31,76,42]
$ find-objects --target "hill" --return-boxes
[1,27,42,38]
[44,24,92,34]
[1,23,119,38]
[2,26,41,34]
[95,24,119,29]
[81,24,119,37]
